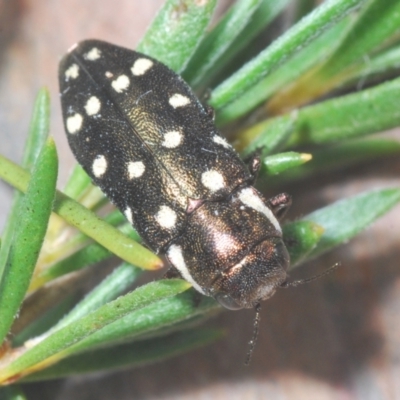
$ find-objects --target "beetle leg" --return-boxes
[244,150,261,182]
[163,266,182,279]
[267,193,292,220]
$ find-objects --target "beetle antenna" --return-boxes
[244,264,339,366]
[244,303,261,366]
[281,262,340,288]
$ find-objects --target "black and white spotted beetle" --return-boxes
[59,40,292,310]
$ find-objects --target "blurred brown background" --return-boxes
[1,0,400,399]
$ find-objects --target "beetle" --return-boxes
[59,39,292,310]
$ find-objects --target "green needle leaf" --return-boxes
[216,17,350,125]
[350,45,400,82]
[318,0,400,80]
[210,0,366,109]
[23,329,223,381]
[0,89,50,281]
[213,0,291,80]
[239,114,295,155]
[261,152,312,176]
[0,280,190,383]
[287,76,400,146]
[12,296,77,347]
[0,138,58,345]
[21,89,51,168]
[271,139,400,184]
[138,0,217,72]
[51,262,142,332]
[30,220,140,290]
[272,0,400,109]
[242,76,400,149]
[183,0,262,87]
[59,290,219,355]
[304,188,400,259]
[283,221,325,266]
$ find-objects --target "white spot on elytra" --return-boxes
[84,96,101,116]
[66,113,83,134]
[92,155,107,178]
[155,205,177,229]
[213,135,231,148]
[131,58,154,76]
[167,245,205,294]
[105,71,113,78]
[162,130,182,148]
[112,75,130,93]
[238,187,281,232]
[85,47,101,61]
[201,170,225,192]
[169,93,190,108]
[127,161,145,179]
[125,207,133,225]
[65,64,79,80]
